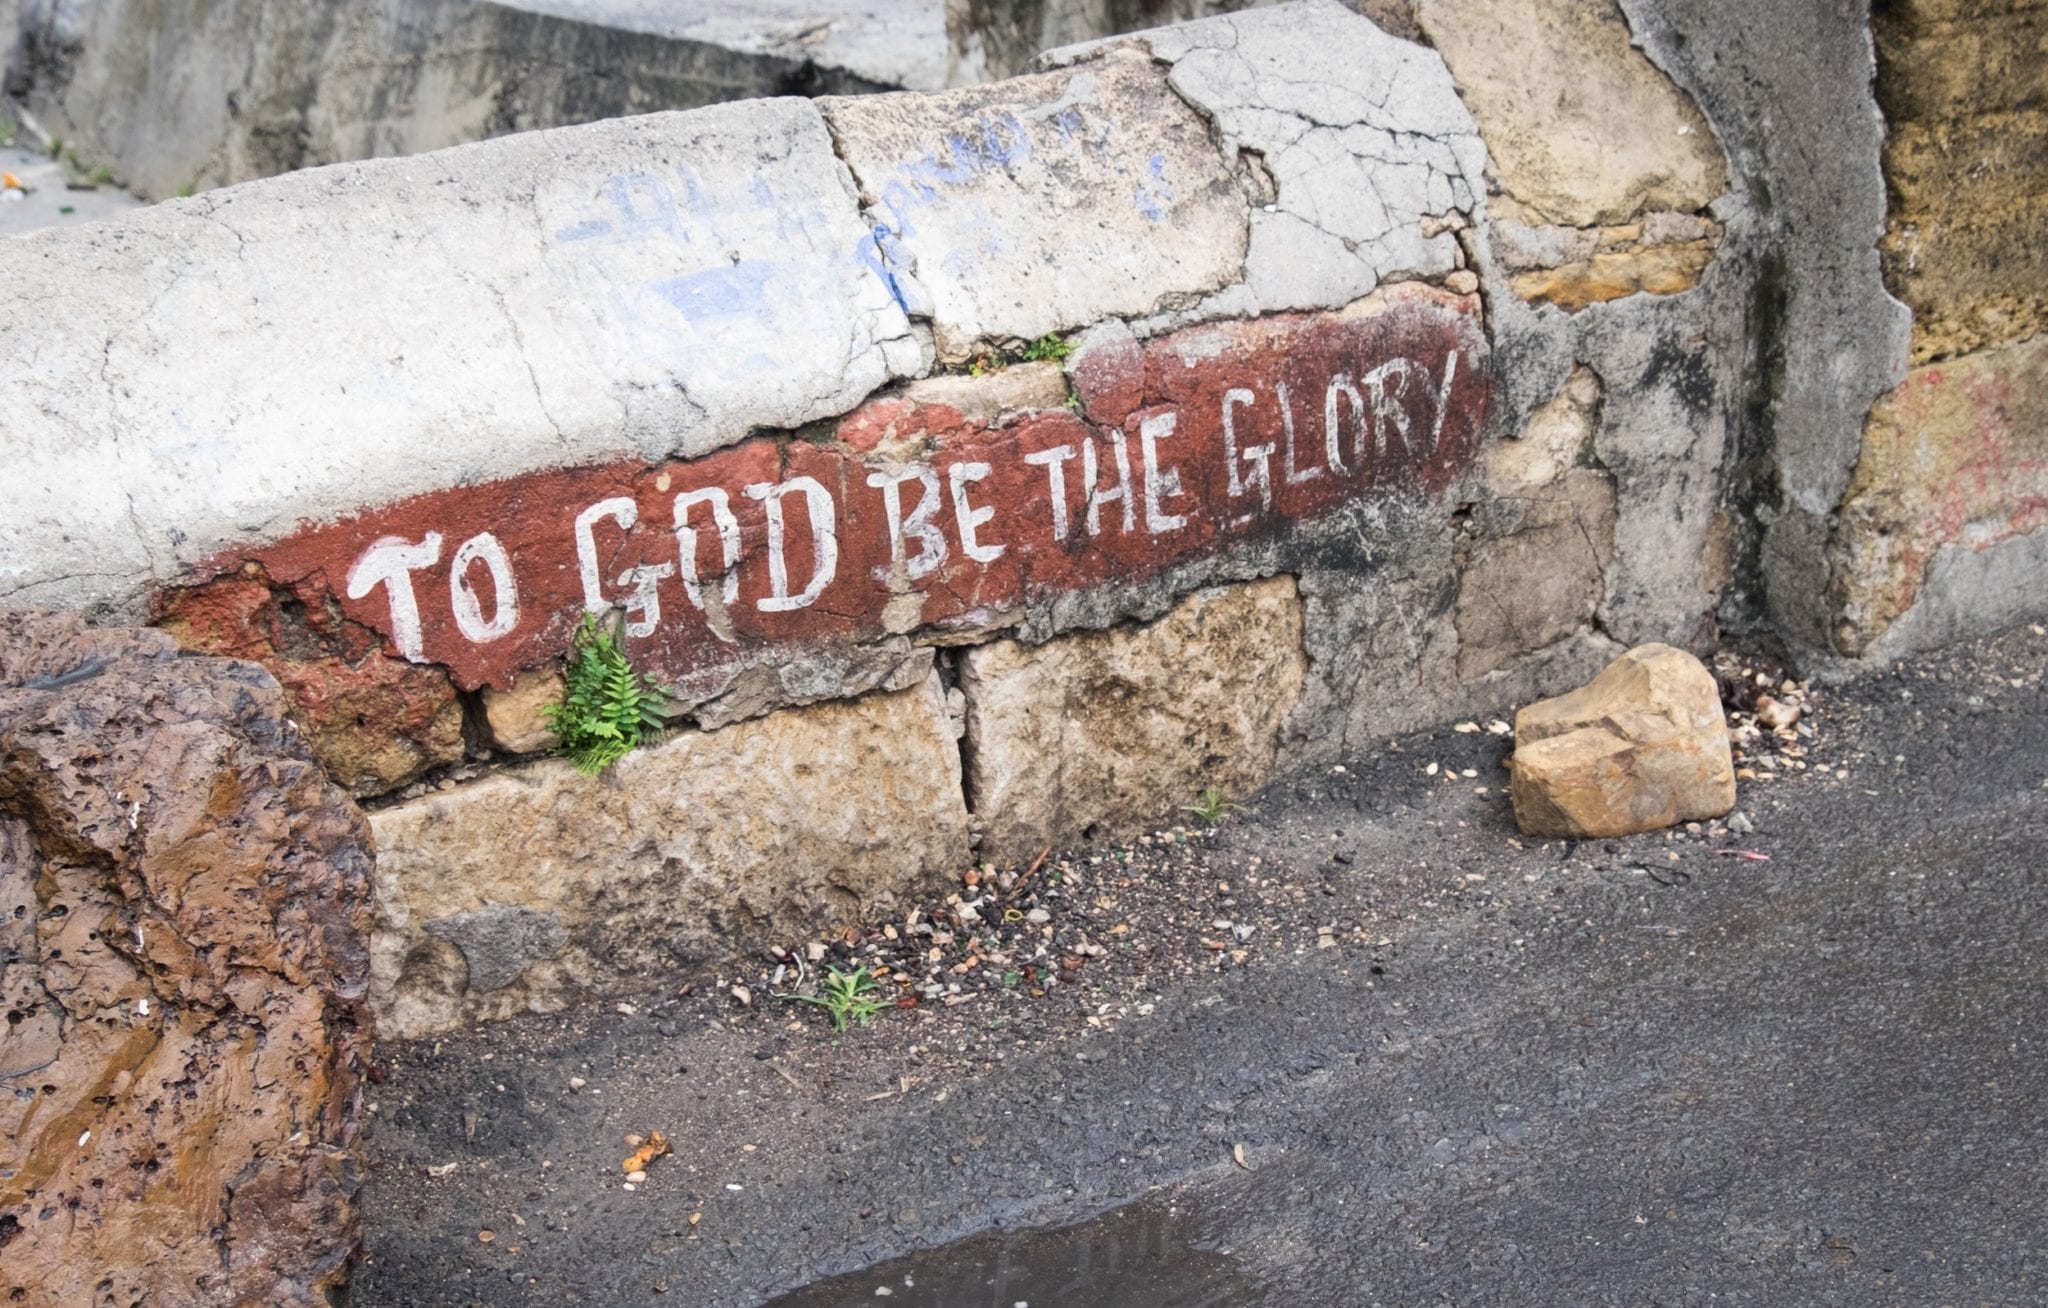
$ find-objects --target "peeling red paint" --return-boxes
[156,569,466,793]
[164,290,1491,697]
[1070,327,1147,426]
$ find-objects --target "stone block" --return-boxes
[0,612,372,1306]
[960,577,1306,863]
[823,48,1248,357]
[1410,0,1727,226]
[1830,332,2048,656]
[1875,0,2048,360]
[1510,643,1735,838]
[1456,468,1617,679]
[1484,364,1602,495]
[1506,236,1718,313]
[368,672,968,1038]
[481,664,565,755]
[898,361,1071,424]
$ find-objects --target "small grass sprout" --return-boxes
[778,966,887,1032]
[544,612,673,775]
[1184,785,1240,826]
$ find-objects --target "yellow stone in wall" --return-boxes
[1874,0,2048,362]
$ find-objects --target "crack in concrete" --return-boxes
[1122,10,1485,336]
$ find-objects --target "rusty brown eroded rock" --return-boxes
[0,611,374,1307]
[1510,643,1736,839]
[155,571,466,798]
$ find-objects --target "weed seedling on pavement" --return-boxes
[1185,785,1240,825]
[778,966,887,1032]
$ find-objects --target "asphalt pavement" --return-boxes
[357,622,2048,1307]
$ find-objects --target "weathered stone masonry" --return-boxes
[0,1,1766,1036]
[30,0,2026,1037]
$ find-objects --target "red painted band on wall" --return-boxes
[179,288,1490,692]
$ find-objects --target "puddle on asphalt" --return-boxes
[761,1189,1255,1308]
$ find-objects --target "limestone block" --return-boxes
[823,48,1248,356]
[961,577,1306,863]
[1456,468,1617,680]
[1510,643,1735,838]
[899,361,1072,423]
[0,612,372,1307]
[1411,0,1728,226]
[1485,365,1602,495]
[1830,332,2048,656]
[481,664,565,755]
[369,672,968,1038]
[1506,235,1719,313]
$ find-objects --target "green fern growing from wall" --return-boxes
[545,613,673,775]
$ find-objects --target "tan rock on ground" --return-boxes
[961,577,1306,863]
[0,611,374,1307]
[1510,642,1735,838]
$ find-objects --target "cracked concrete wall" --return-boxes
[6,0,1958,1027]
[1480,0,1904,668]
[944,0,1423,83]
[3,0,939,200]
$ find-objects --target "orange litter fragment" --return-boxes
[1,173,23,191]
[622,1130,671,1174]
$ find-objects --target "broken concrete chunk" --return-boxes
[1136,2,1485,321]
[1510,643,1735,838]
